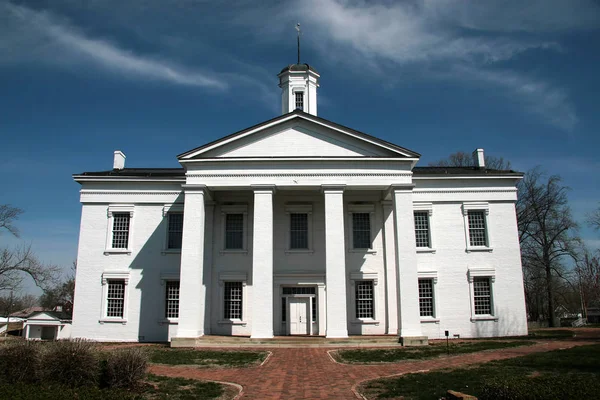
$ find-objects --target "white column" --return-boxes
[382,201,399,335]
[251,185,275,338]
[176,185,207,338]
[202,201,215,335]
[323,185,348,338]
[391,185,423,338]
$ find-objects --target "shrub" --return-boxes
[102,347,148,389]
[0,340,41,383]
[40,339,99,387]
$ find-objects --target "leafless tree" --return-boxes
[428,151,512,170]
[517,168,580,327]
[0,204,60,292]
[588,204,600,232]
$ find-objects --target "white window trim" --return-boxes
[217,272,248,325]
[159,273,180,324]
[104,205,134,255]
[285,204,314,254]
[220,205,248,254]
[347,204,377,254]
[414,203,436,253]
[418,271,439,323]
[468,268,498,322]
[99,271,129,324]
[462,202,493,253]
[162,204,184,255]
[292,87,306,112]
[349,271,379,325]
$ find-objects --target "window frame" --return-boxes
[218,273,247,325]
[99,272,129,324]
[347,204,377,253]
[413,203,435,253]
[418,271,439,322]
[162,204,184,254]
[462,203,493,252]
[159,274,180,324]
[285,204,313,254]
[104,205,134,255]
[349,272,379,324]
[220,205,248,254]
[468,268,498,321]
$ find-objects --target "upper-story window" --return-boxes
[167,213,183,249]
[290,213,308,249]
[225,214,244,249]
[295,92,304,110]
[414,211,431,248]
[352,213,371,249]
[105,205,134,254]
[463,203,492,252]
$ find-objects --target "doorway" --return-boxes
[288,297,309,335]
[41,326,56,340]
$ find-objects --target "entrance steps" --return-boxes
[171,334,406,348]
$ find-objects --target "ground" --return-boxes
[147,328,600,399]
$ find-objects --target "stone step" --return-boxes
[171,335,404,348]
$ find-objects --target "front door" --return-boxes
[288,297,309,335]
[41,326,56,340]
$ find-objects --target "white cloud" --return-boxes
[0,2,227,89]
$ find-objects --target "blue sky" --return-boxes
[1,0,599,295]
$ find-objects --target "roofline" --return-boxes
[413,174,523,180]
[180,157,419,163]
[73,176,185,183]
[178,110,421,159]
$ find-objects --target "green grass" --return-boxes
[148,348,267,367]
[360,343,600,400]
[335,340,531,363]
[526,329,575,339]
[0,374,227,400]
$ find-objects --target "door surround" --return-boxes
[274,274,326,336]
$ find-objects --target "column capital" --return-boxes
[386,184,415,198]
[181,184,212,199]
[251,184,276,194]
[321,184,346,194]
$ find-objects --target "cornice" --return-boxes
[81,191,182,196]
[186,173,412,178]
[413,189,516,194]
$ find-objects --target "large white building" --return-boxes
[72,62,527,345]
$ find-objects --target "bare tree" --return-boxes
[517,168,580,327]
[588,204,600,232]
[0,204,59,292]
[428,151,512,170]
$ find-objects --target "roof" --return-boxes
[178,109,421,159]
[413,167,523,176]
[28,310,72,320]
[279,63,319,74]
[75,168,185,178]
[10,306,46,318]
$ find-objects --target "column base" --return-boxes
[170,337,203,348]
[399,336,429,346]
[250,334,274,339]
[326,330,348,339]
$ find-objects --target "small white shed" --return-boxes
[23,311,72,340]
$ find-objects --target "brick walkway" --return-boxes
[148,339,595,399]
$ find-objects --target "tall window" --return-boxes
[295,92,304,110]
[112,213,130,249]
[290,213,308,249]
[414,211,431,248]
[225,214,244,249]
[106,280,125,318]
[419,279,434,317]
[224,282,243,319]
[352,213,371,249]
[165,281,180,319]
[167,213,183,249]
[468,211,488,247]
[473,277,492,315]
[355,281,374,319]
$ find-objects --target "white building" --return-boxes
[72,62,527,344]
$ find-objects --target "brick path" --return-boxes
[148,339,595,399]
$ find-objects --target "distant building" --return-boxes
[71,61,528,344]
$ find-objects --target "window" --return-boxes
[352,213,371,249]
[290,213,308,249]
[167,213,183,249]
[414,211,431,248]
[419,279,434,317]
[468,211,488,247]
[473,277,492,315]
[165,281,180,319]
[312,296,317,322]
[225,214,244,249]
[295,92,304,110]
[105,205,134,254]
[355,281,374,319]
[106,280,125,318]
[224,281,243,319]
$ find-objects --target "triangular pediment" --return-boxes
[179,111,419,160]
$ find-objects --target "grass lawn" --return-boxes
[359,343,600,400]
[148,348,268,367]
[526,329,575,339]
[0,374,233,399]
[335,340,531,363]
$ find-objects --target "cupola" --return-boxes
[277,63,320,116]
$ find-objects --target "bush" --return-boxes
[102,347,148,389]
[0,340,41,383]
[40,339,99,387]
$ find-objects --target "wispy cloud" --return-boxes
[1,2,226,89]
